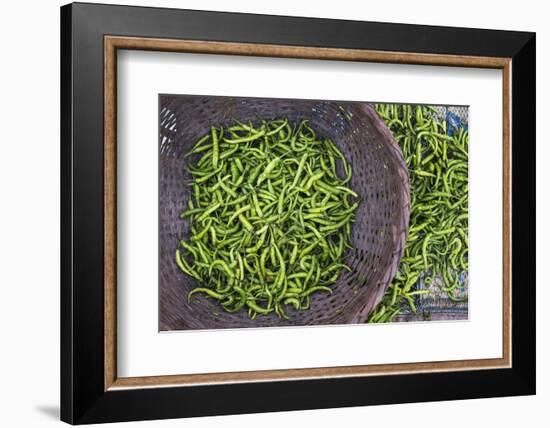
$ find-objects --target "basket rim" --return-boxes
[350,103,410,322]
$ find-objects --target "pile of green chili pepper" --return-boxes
[176,118,359,319]
[368,104,469,323]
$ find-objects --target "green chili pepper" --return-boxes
[176,118,359,318]
[368,103,469,323]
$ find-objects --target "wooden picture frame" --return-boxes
[61,2,535,424]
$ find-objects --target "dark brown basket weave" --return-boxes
[159,95,410,330]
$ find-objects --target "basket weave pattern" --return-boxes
[159,96,410,330]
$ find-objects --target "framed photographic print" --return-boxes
[60,2,536,424]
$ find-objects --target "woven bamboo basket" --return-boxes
[159,95,410,330]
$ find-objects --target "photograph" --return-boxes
[0,0,541,425]
[54,0,538,423]
[159,95,469,331]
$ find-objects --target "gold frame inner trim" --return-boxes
[104,35,512,391]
